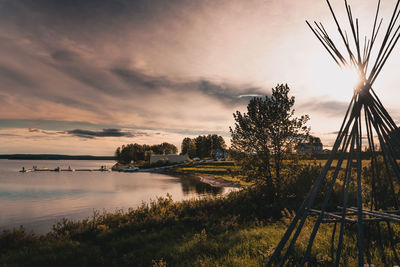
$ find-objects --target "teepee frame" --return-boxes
[267,0,400,266]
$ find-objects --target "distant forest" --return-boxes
[181,134,226,158]
[115,142,178,164]
[114,135,226,164]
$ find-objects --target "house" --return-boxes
[149,154,189,164]
[296,142,323,154]
[214,148,227,160]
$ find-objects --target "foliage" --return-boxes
[2,167,400,266]
[115,142,178,164]
[2,160,400,266]
[181,135,226,159]
[0,186,283,267]
[295,134,323,153]
[181,137,197,158]
[230,84,309,200]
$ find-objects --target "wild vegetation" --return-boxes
[1,160,400,266]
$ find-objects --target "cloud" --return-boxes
[298,99,348,117]
[0,0,284,140]
[3,0,395,156]
[238,94,263,98]
[28,128,64,135]
[0,133,20,137]
[0,65,37,89]
[51,50,79,62]
[66,129,135,139]
[110,68,168,92]
[111,67,267,106]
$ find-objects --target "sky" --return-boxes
[1,0,400,155]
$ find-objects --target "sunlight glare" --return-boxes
[309,57,361,101]
[341,66,362,92]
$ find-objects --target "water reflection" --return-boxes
[178,175,224,195]
[0,160,233,234]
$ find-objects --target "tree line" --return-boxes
[115,142,178,164]
[181,134,226,158]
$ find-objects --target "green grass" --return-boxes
[0,187,282,267]
[2,186,400,266]
[2,160,400,266]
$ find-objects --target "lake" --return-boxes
[0,159,235,234]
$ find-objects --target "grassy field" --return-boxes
[2,159,400,266]
[1,186,400,266]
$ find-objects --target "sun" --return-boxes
[309,58,361,101]
[341,66,363,92]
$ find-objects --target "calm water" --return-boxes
[0,159,235,234]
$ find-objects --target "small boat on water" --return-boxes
[19,167,33,173]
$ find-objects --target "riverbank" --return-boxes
[112,160,249,188]
[197,175,241,188]
[111,161,185,172]
[1,183,396,266]
[0,187,280,266]
[166,160,252,187]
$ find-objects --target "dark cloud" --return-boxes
[48,52,129,97]
[28,128,64,135]
[0,133,20,137]
[111,68,168,91]
[299,99,348,117]
[51,50,79,62]
[0,0,268,108]
[67,128,134,139]
[0,65,37,89]
[195,80,265,106]
[0,119,115,131]
[111,67,266,106]
[0,0,197,45]
[0,119,226,138]
[0,0,269,127]
[0,0,276,146]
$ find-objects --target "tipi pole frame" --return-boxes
[267,0,400,265]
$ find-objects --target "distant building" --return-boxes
[296,142,323,154]
[322,149,331,154]
[214,148,227,160]
[149,154,189,164]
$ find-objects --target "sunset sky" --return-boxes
[1,0,400,155]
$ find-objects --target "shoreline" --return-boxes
[196,175,242,188]
[114,161,244,189]
[149,167,242,188]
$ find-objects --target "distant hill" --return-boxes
[0,154,115,160]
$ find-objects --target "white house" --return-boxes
[296,143,323,154]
